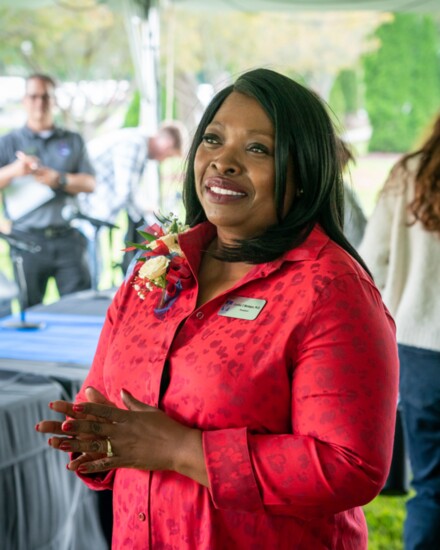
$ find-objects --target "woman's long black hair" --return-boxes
[183,67,370,273]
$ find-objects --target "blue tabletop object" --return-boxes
[0,312,105,365]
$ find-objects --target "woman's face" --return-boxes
[194,91,294,243]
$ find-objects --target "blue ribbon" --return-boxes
[153,280,183,318]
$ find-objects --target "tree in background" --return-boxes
[123,90,141,128]
[363,13,440,153]
[329,67,371,153]
[160,7,389,130]
[0,4,134,138]
[3,4,438,154]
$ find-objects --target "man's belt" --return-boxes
[30,226,73,238]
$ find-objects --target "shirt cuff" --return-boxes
[203,427,263,512]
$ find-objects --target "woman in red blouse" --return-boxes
[37,68,399,549]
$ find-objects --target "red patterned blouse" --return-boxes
[76,222,399,550]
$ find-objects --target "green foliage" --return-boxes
[328,76,346,123]
[329,69,362,123]
[0,5,135,137]
[363,14,440,153]
[0,5,133,81]
[123,90,141,128]
[364,494,409,550]
[339,69,360,113]
[162,8,387,101]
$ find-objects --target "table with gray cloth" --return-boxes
[0,370,107,550]
[0,289,114,550]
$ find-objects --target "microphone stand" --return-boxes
[67,211,119,292]
[0,231,45,330]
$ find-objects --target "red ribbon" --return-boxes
[166,256,192,289]
[143,240,170,258]
[143,223,165,238]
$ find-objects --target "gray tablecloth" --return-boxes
[0,370,107,550]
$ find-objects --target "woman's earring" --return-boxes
[296,188,304,197]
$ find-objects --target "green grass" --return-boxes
[364,493,409,549]
[349,152,400,216]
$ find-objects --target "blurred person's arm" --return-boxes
[0,151,40,189]
[33,166,95,194]
[0,149,95,195]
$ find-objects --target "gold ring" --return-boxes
[106,438,114,458]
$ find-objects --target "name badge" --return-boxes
[218,296,267,320]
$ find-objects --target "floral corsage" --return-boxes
[126,214,192,316]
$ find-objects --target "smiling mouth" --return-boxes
[204,177,247,201]
[209,186,246,197]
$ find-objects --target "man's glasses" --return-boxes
[25,94,54,102]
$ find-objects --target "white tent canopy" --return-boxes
[0,0,438,12]
[170,0,439,12]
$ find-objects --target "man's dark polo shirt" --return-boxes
[0,126,94,231]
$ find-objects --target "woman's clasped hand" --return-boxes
[38,386,206,482]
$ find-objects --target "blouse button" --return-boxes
[138,512,146,522]
[195,311,204,320]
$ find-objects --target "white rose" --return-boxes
[139,255,170,282]
[151,233,182,255]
